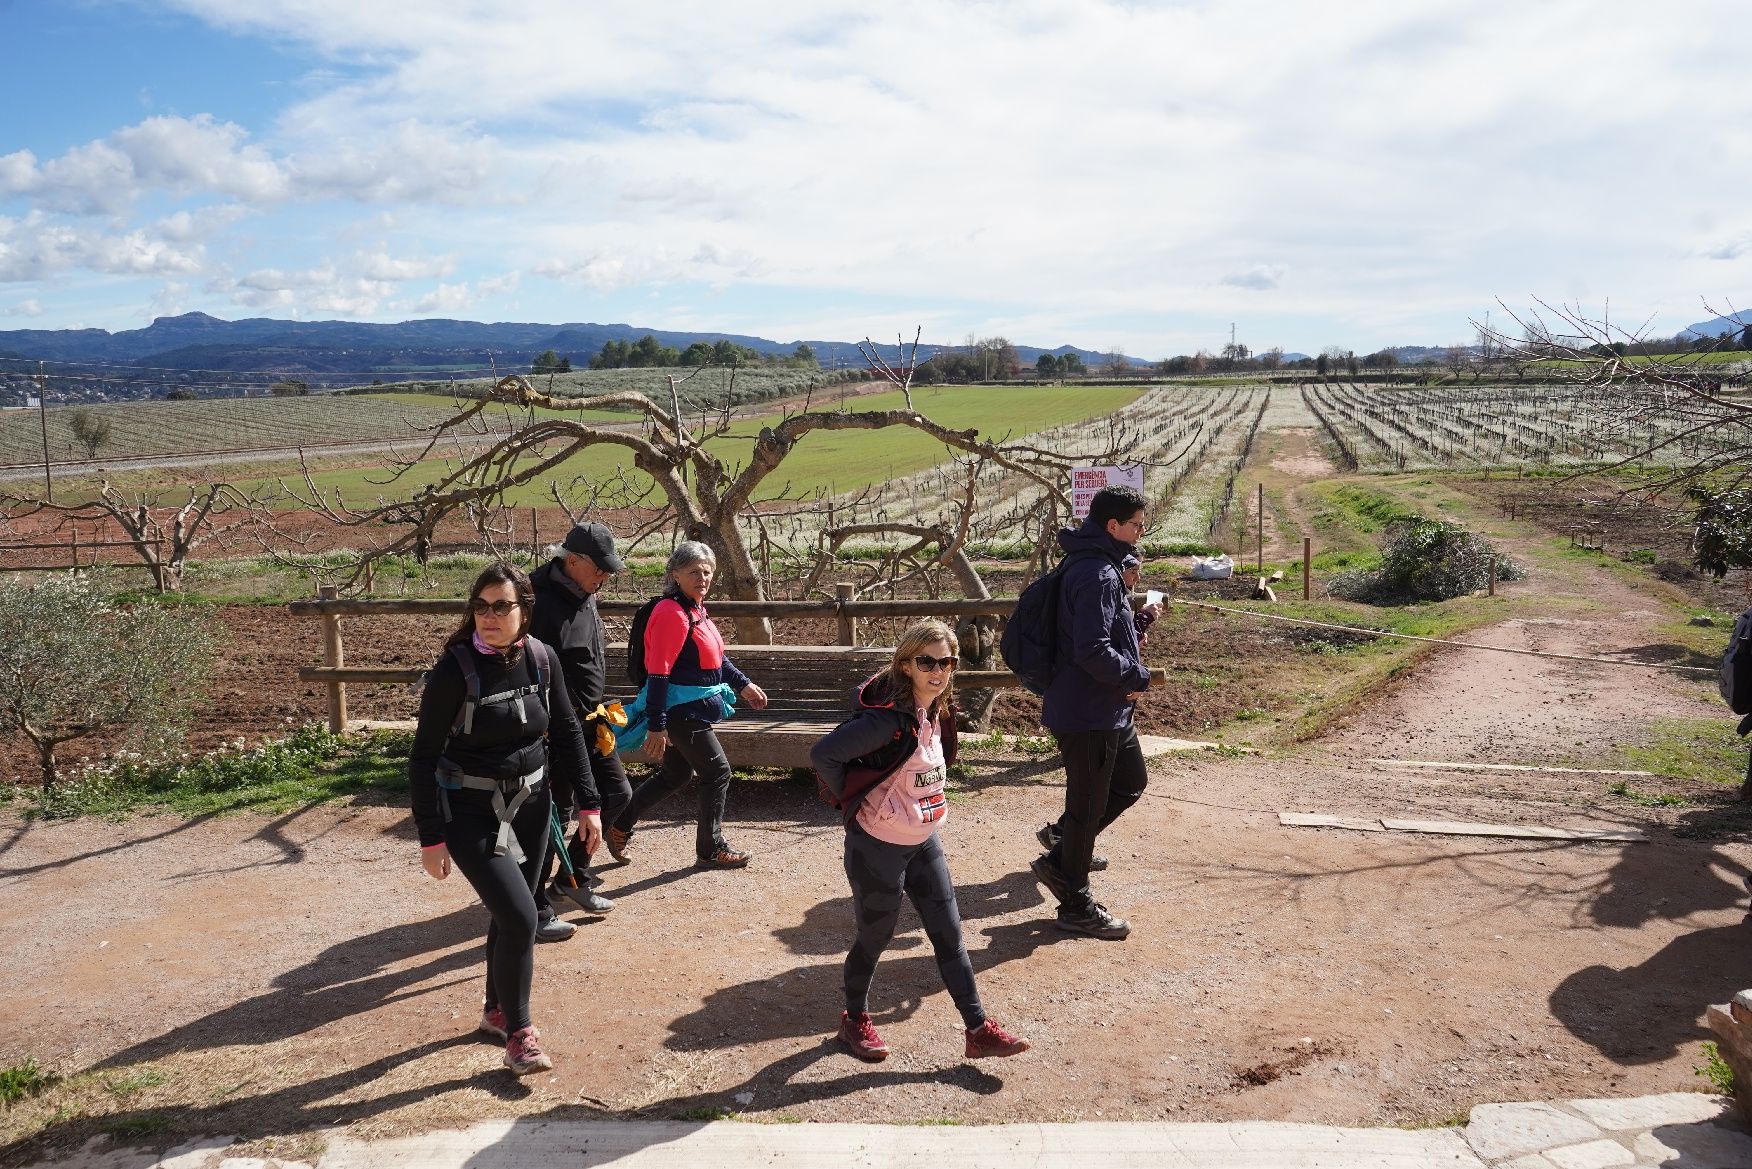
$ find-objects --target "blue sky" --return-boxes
[1,0,1748,358]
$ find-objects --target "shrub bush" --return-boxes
[1327,517,1521,604]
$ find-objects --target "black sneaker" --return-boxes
[1029,854,1072,903]
[1055,902,1131,940]
[1035,824,1108,872]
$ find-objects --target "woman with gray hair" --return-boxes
[608,541,768,868]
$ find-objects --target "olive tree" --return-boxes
[68,408,112,460]
[0,576,217,786]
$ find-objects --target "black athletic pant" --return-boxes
[539,742,632,909]
[614,717,731,859]
[444,786,552,1034]
[1047,724,1147,913]
[843,822,985,1031]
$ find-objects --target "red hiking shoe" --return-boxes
[965,1018,1030,1058]
[837,1010,889,1062]
[478,1003,508,1042]
[504,1025,553,1075]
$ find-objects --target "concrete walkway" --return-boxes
[26,1092,1752,1169]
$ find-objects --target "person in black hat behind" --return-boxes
[528,522,629,941]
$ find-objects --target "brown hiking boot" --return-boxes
[605,824,633,863]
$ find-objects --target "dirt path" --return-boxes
[4,540,1748,1161]
[5,464,1750,1161]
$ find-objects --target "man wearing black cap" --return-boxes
[529,522,629,940]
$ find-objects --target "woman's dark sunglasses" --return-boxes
[470,599,521,617]
[912,654,958,672]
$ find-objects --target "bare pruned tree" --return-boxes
[1,480,267,592]
[267,347,1096,641]
[1479,298,1752,496]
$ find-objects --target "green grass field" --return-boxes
[236,384,1146,507]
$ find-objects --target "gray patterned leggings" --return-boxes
[842,823,985,1030]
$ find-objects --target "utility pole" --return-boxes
[36,361,51,501]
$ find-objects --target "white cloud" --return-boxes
[4,298,43,317]
[211,262,394,316]
[153,204,251,242]
[1221,266,1287,292]
[407,281,473,315]
[0,215,205,282]
[358,250,454,281]
[11,0,1752,347]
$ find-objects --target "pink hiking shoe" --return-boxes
[836,1010,890,1062]
[504,1025,553,1075]
[479,1004,508,1042]
[965,1018,1030,1058]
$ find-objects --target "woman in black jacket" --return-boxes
[810,619,1028,1063]
[410,563,602,1075]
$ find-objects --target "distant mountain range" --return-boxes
[1686,311,1752,338]
[0,312,1150,386]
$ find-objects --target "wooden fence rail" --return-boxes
[0,531,159,573]
[291,587,1025,733]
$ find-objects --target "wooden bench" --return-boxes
[607,644,891,769]
[298,643,1026,771]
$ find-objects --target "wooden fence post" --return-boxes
[319,584,348,733]
[1302,537,1312,601]
[1488,554,1498,597]
[1256,483,1265,573]
[835,582,857,646]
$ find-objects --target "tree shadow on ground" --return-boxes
[0,811,226,880]
[1610,642,1721,671]
[0,1035,512,1169]
[1549,802,1752,1066]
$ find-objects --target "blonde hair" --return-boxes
[882,619,959,717]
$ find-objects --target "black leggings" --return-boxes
[615,717,731,859]
[843,823,985,1030]
[444,787,552,1034]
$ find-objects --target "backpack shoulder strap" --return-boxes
[526,637,552,707]
[448,642,481,735]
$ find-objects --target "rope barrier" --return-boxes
[1174,599,1718,676]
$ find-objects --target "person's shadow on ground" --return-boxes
[97,906,489,1070]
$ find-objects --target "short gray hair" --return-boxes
[666,541,716,575]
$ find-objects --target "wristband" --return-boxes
[421,843,447,851]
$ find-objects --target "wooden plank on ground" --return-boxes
[1367,758,1659,778]
[1379,818,1646,843]
[1278,813,1385,832]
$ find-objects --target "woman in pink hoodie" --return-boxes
[810,619,1030,1063]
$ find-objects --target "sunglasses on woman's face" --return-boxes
[911,654,958,672]
[470,599,521,617]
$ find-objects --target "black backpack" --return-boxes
[999,549,1105,696]
[626,595,700,685]
[1723,606,1752,717]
